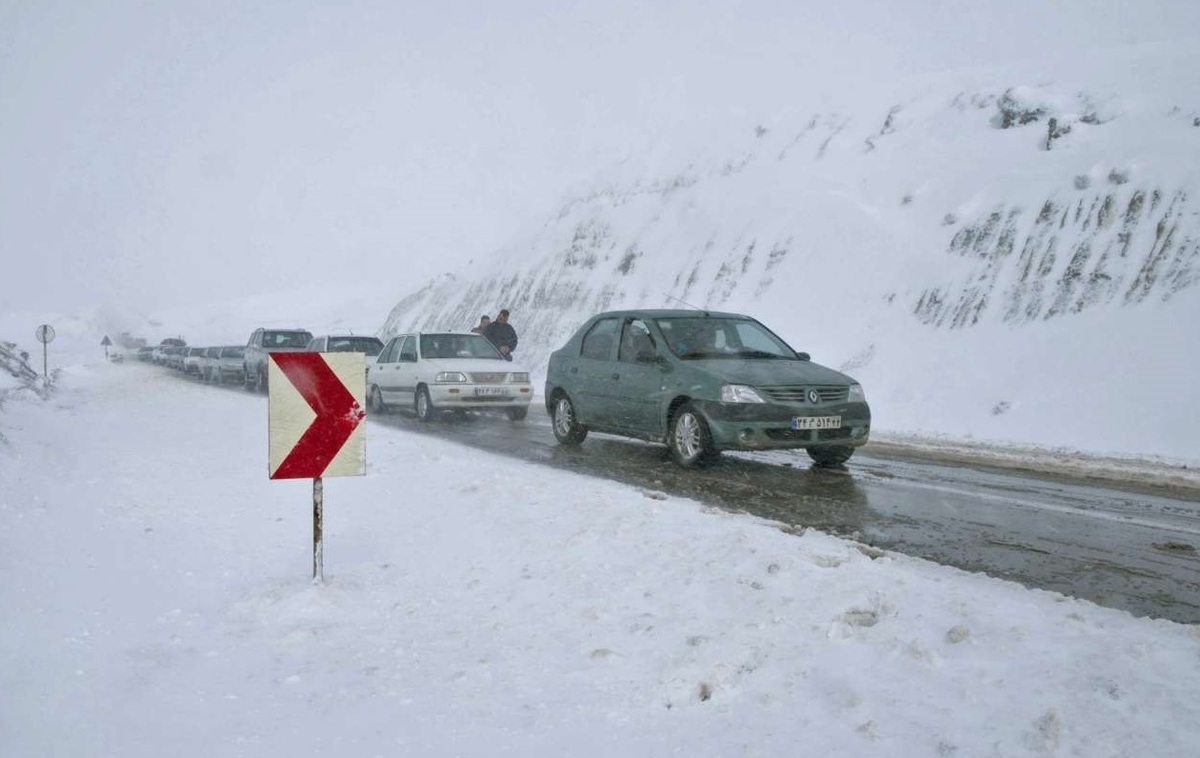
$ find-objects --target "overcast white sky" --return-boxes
[3,0,1197,316]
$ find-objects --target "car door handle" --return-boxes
[611,373,620,380]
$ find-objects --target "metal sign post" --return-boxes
[313,477,324,583]
[35,324,55,387]
[101,335,112,359]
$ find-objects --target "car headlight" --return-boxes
[720,384,767,403]
[848,383,866,402]
[434,371,468,383]
[508,372,530,383]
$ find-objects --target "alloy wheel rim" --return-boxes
[676,413,700,459]
[555,398,573,435]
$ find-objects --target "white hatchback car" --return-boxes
[368,332,533,420]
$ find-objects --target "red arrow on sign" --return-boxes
[270,353,366,479]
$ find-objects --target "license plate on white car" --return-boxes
[475,387,508,396]
[791,416,842,430]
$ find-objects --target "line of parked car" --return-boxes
[135,309,872,468]
[136,343,249,384]
[139,328,537,423]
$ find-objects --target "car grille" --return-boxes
[470,372,508,383]
[759,385,848,403]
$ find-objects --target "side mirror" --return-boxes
[795,351,811,361]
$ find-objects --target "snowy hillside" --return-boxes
[377,47,1200,461]
[4,7,1197,464]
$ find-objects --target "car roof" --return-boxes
[590,309,749,319]
[314,333,382,340]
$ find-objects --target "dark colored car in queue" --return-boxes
[242,327,314,392]
[544,309,870,467]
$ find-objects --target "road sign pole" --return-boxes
[35,325,55,387]
[313,476,324,584]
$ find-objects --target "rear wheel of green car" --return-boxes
[551,394,588,445]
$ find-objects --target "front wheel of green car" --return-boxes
[669,402,718,467]
[551,394,588,445]
[807,445,855,467]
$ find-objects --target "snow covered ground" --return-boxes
[4,359,1200,757]
[5,1,1200,753]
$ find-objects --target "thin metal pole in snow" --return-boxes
[42,342,48,387]
[313,476,324,584]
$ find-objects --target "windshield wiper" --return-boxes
[734,349,789,359]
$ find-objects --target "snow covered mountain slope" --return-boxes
[378,47,1200,461]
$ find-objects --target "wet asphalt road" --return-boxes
[369,405,1200,625]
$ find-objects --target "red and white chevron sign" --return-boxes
[268,352,366,479]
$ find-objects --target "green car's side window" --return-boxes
[618,319,657,363]
[581,318,619,360]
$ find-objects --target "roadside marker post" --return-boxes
[267,352,366,583]
[35,324,55,388]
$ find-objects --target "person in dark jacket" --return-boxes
[483,309,518,361]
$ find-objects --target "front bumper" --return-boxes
[429,384,533,409]
[692,399,871,451]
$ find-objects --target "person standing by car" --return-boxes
[483,308,518,361]
[470,315,491,334]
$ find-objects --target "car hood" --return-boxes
[423,358,531,375]
[687,358,858,387]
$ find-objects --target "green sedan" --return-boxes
[544,309,871,467]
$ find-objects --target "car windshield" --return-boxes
[326,337,384,356]
[263,330,312,348]
[420,333,503,360]
[654,317,798,360]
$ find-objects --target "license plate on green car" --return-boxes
[791,416,842,430]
